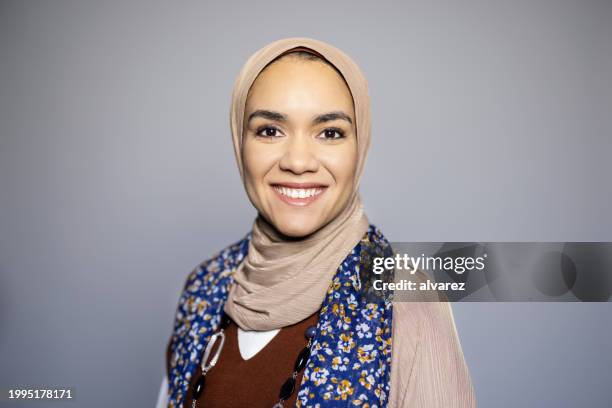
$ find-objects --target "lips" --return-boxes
[271,183,328,207]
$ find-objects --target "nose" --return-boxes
[278,134,319,175]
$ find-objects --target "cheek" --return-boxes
[242,141,278,196]
[242,142,265,197]
[322,145,358,190]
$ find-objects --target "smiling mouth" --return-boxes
[271,183,328,207]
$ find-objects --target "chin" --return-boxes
[273,216,321,238]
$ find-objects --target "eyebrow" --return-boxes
[247,109,353,126]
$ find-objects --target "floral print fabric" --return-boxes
[167,224,394,408]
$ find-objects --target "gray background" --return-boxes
[1,0,611,407]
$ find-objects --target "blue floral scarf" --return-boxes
[167,224,394,407]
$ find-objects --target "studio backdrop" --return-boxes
[1,1,611,407]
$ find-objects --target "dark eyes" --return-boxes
[320,128,345,140]
[255,126,346,140]
[257,127,281,138]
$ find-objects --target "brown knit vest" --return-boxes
[166,312,319,408]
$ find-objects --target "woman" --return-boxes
[157,37,476,408]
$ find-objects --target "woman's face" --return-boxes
[242,55,358,238]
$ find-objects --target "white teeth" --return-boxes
[273,186,323,199]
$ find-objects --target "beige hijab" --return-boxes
[223,37,371,331]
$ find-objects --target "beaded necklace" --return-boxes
[189,312,316,408]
